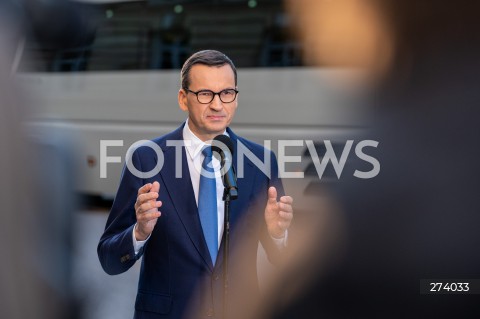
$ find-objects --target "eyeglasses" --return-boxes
[184,88,239,104]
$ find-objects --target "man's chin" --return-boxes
[205,124,228,137]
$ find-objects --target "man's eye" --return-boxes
[198,91,212,97]
[222,90,234,96]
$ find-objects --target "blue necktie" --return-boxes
[198,146,218,264]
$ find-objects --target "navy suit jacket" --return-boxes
[98,124,284,319]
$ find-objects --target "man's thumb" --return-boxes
[151,181,160,193]
[268,186,277,203]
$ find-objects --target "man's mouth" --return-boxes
[207,115,225,120]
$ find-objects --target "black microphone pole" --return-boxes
[223,187,230,319]
[213,135,237,319]
[222,165,237,319]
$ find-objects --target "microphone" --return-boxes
[212,135,238,200]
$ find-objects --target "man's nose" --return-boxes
[209,94,223,111]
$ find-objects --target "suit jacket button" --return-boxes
[206,309,213,317]
[214,275,219,281]
[120,254,131,263]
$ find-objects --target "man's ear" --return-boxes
[178,89,188,112]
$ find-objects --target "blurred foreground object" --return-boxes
[254,0,480,318]
[286,0,394,85]
[0,1,80,318]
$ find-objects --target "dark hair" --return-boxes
[181,50,237,89]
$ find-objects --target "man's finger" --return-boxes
[279,203,293,213]
[135,193,157,211]
[268,186,277,203]
[137,210,161,222]
[138,192,158,204]
[279,196,293,205]
[138,201,162,214]
[138,183,152,196]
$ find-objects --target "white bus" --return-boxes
[18,0,366,212]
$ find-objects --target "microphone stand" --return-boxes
[222,186,237,319]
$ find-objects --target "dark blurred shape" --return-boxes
[260,0,480,318]
[0,39,76,319]
[0,1,81,318]
[16,0,304,72]
[23,0,96,49]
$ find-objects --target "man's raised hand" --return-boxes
[264,186,294,239]
[134,181,162,241]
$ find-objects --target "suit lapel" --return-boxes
[158,125,213,270]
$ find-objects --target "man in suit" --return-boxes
[98,50,294,319]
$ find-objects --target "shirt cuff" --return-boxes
[132,224,150,255]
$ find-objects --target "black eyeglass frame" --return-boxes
[183,87,239,104]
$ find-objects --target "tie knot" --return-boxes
[202,146,213,158]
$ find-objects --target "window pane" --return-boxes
[18,0,303,72]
